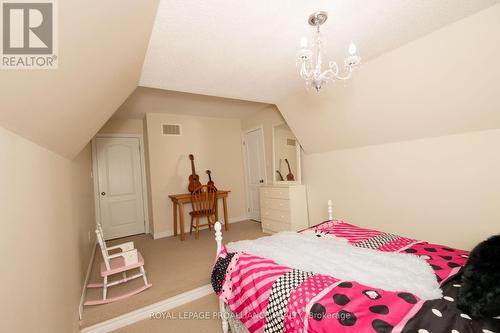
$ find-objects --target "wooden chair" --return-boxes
[84,225,152,305]
[190,185,217,239]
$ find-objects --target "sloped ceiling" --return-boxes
[0,0,159,158]
[140,0,499,103]
[112,87,270,120]
[277,4,500,154]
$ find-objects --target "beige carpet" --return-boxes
[81,220,266,328]
[111,294,222,333]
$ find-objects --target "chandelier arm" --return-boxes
[297,11,361,91]
[333,66,354,81]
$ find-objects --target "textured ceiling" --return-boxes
[140,0,499,103]
[278,4,500,153]
[113,87,270,120]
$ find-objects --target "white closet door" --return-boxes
[244,128,266,221]
[96,137,145,239]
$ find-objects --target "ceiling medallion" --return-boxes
[297,11,361,92]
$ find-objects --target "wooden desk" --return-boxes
[168,190,230,241]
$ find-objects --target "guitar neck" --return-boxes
[190,159,196,175]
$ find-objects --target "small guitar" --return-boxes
[285,158,295,181]
[206,170,215,187]
[188,154,202,192]
[276,170,284,181]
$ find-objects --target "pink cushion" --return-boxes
[100,252,145,277]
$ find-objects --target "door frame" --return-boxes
[241,126,268,220]
[91,134,150,236]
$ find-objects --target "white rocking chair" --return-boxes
[84,224,152,306]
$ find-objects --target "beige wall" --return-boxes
[277,5,500,250]
[304,129,500,250]
[0,127,95,333]
[241,105,286,184]
[145,113,247,236]
[98,118,144,135]
[0,1,159,158]
[113,87,270,120]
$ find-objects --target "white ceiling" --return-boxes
[140,0,499,104]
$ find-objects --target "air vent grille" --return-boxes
[287,138,296,146]
[162,124,181,136]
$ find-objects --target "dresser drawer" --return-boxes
[261,208,290,223]
[262,218,289,233]
[260,187,289,199]
[260,198,290,212]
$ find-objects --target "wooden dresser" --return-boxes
[259,185,309,233]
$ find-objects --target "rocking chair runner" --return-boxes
[84,224,152,306]
[190,184,217,239]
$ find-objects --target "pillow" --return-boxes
[456,234,500,318]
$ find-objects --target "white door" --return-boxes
[243,128,266,221]
[95,137,145,239]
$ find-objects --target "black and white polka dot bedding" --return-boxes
[210,221,500,333]
[401,271,498,333]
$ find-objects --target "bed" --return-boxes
[211,202,499,333]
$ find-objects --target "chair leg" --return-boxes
[190,215,194,235]
[103,276,108,300]
[195,218,199,239]
[207,216,212,230]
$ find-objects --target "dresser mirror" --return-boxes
[272,123,301,184]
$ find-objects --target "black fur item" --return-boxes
[456,234,500,318]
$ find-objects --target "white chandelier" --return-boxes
[297,11,361,92]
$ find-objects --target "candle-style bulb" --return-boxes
[348,42,357,55]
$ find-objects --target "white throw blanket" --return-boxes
[227,232,442,300]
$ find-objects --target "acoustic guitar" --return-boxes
[188,154,202,192]
[285,158,295,181]
[206,170,215,187]
[276,170,284,181]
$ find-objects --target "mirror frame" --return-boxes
[271,122,302,185]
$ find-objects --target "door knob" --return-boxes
[101,192,106,196]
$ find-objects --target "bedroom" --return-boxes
[1,1,499,333]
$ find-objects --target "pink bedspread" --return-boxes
[211,221,497,333]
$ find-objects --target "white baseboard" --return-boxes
[80,284,213,333]
[79,242,97,320]
[153,231,169,239]
[228,214,250,224]
[153,214,251,239]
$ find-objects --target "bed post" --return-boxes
[215,221,222,256]
[327,200,333,220]
[214,222,229,333]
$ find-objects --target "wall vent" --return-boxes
[287,138,296,146]
[162,124,181,136]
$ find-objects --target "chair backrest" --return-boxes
[95,225,111,270]
[190,185,217,213]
